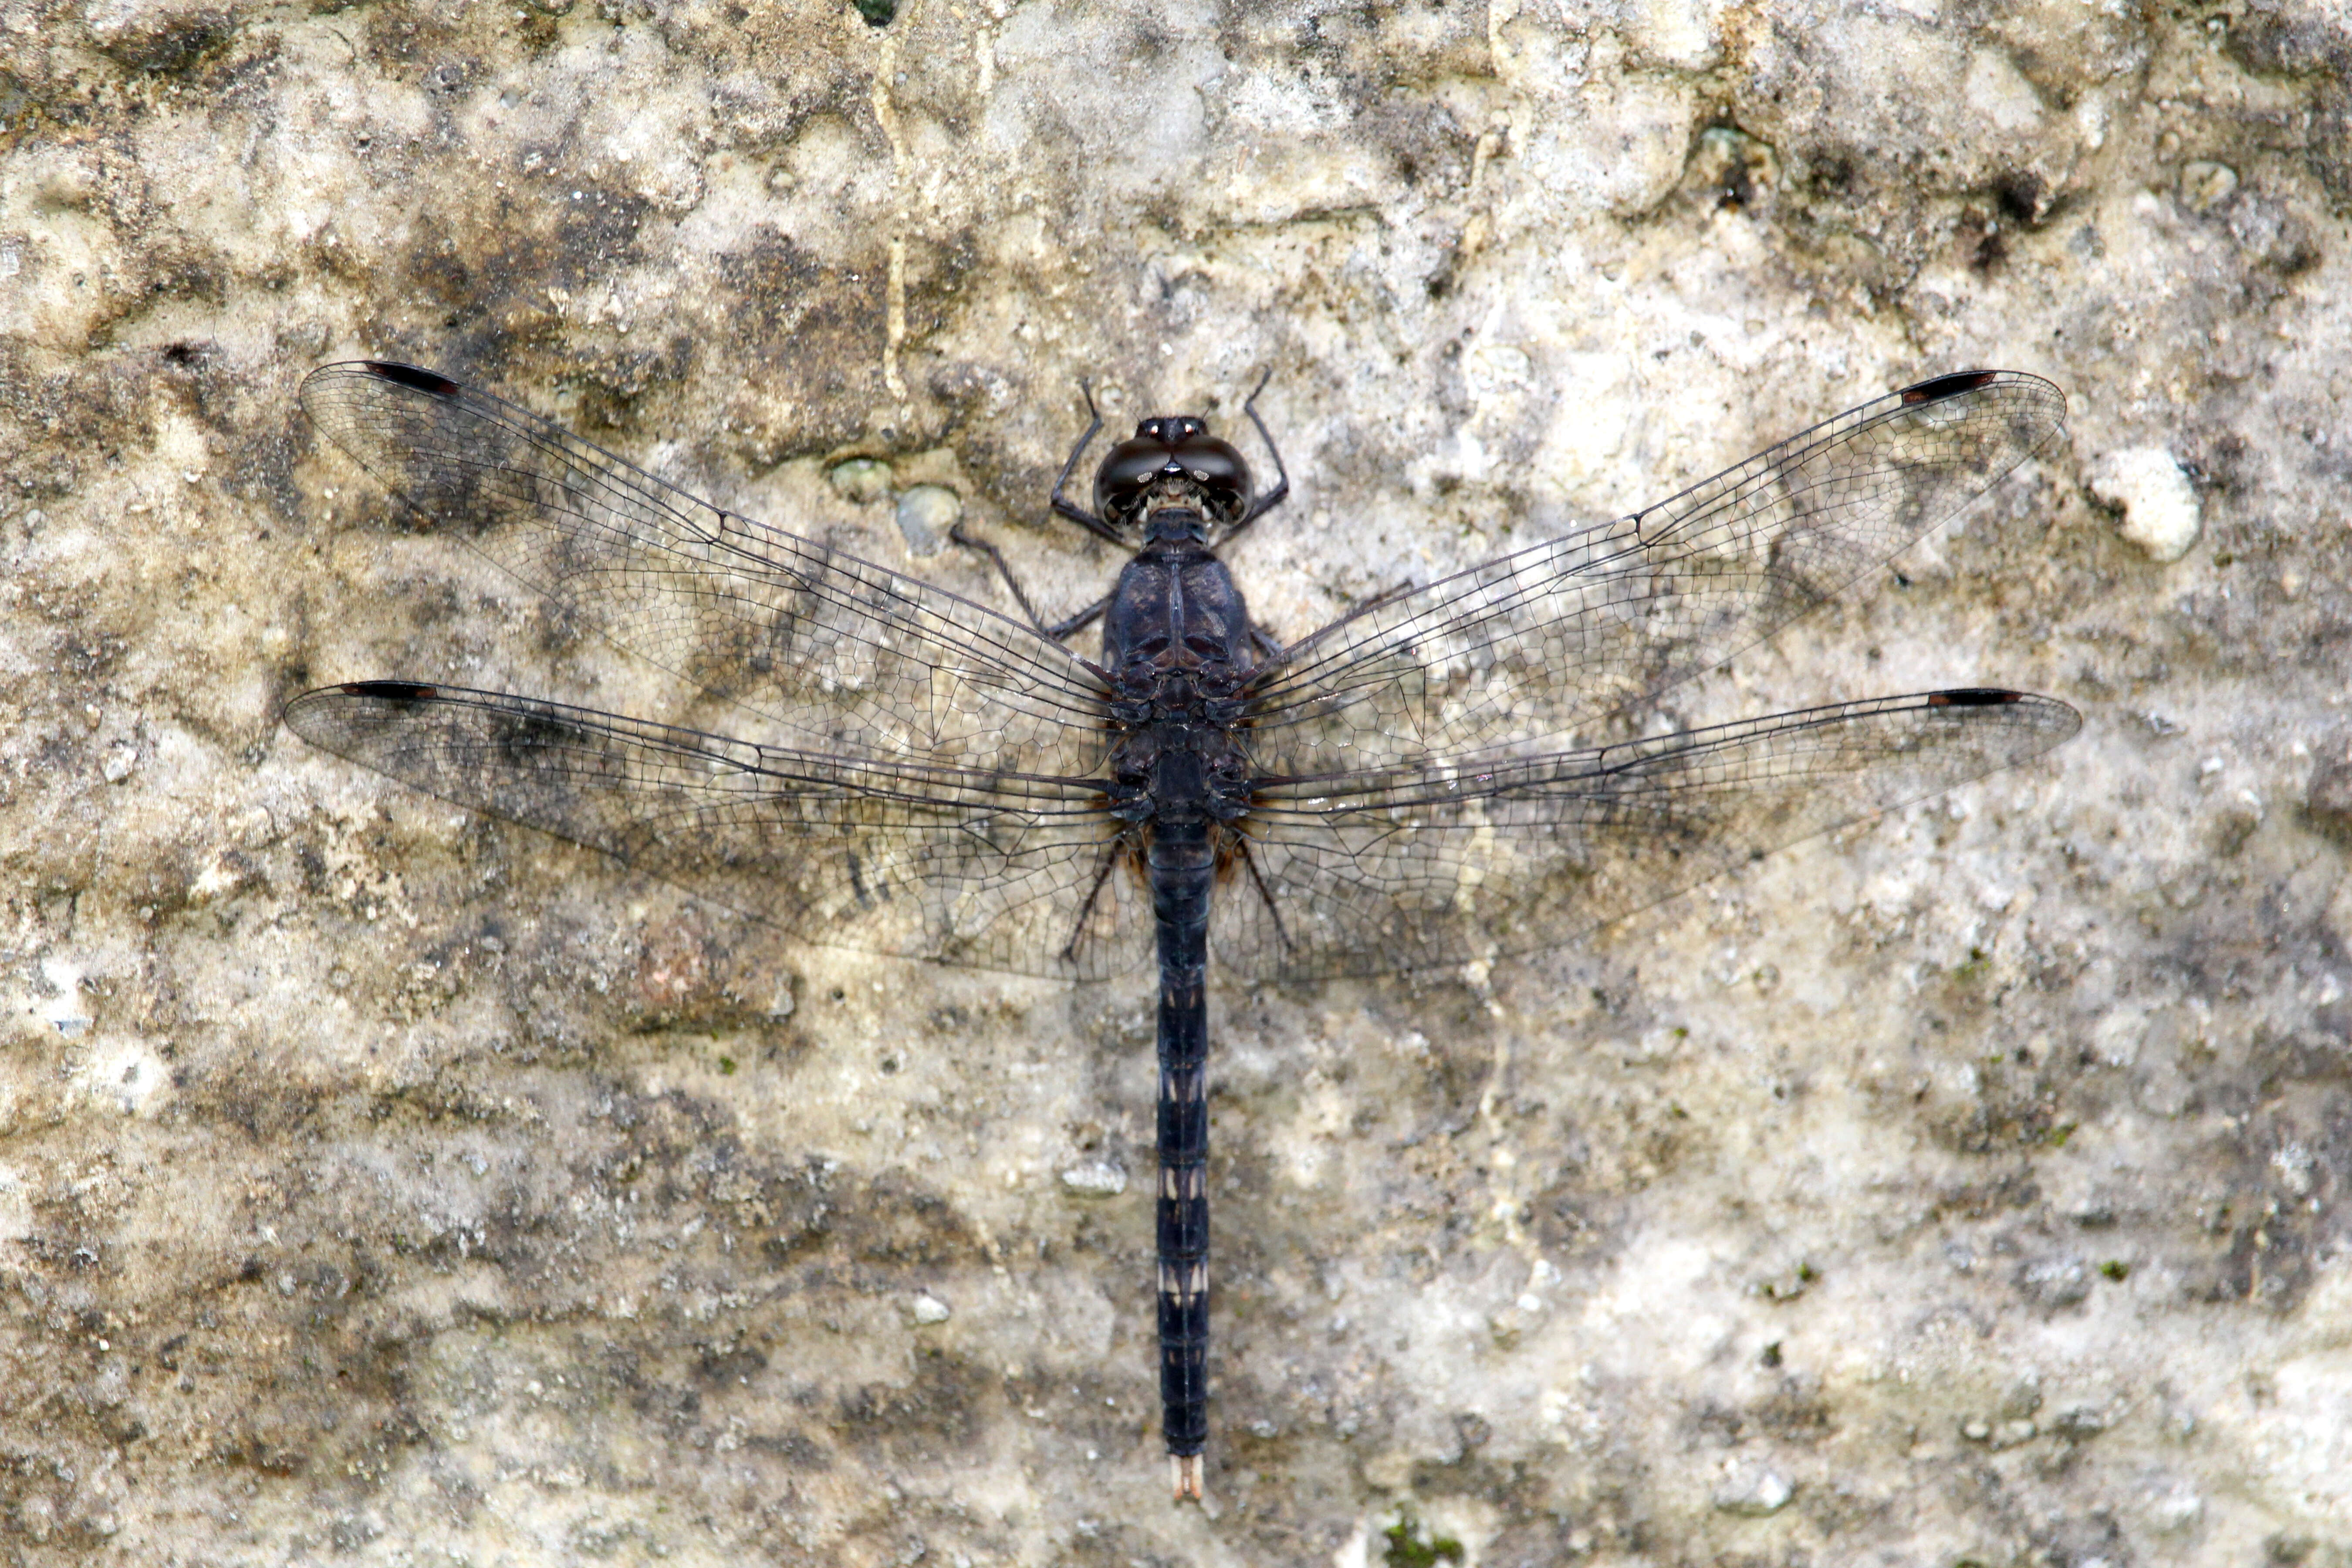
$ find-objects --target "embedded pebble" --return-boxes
[895,484,962,556]
[2178,160,2237,213]
[2089,446,2201,562]
[2146,1486,2204,1533]
[1712,1469,1793,1516]
[2052,1406,2109,1440]
[910,1293,951,1326]
[827,458,893,504]
[1059,1160,1128,1196]
[2019,1256,2092,1308]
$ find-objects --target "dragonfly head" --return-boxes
[1095,415,1252,534]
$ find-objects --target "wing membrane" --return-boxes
[1211,689,2078,982]
[300,362,1109,775]
[292,364,2077,985]
[1244,372,2066,774]
[285,682,1148,980]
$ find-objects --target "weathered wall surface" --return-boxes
[2,0,2349,1562]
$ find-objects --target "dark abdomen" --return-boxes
[1150,820,1213,1472]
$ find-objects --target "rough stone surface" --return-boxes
[2,1,2350,1563]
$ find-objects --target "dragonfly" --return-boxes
[284,358,2077,1501]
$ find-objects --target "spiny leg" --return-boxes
[948,520,1110,642]
[1221,366,1292,545]
[1058,838,1130,970]
[1233,835,1294,959]
[947,378,1129,639]
[1048,379,1125,544]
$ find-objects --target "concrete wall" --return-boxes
[1,0,2348,1561]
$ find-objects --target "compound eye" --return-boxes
[1173,436,1250,521]
[1093,436,1174,527]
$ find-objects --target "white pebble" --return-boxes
[2090,446,2200,562]
[895,484,962,557]
[1058,1160,1128,1196]
[2146,1486,2203,1533]
[1712,1468,1793,1516]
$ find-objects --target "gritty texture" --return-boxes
[1,1,2349,1565]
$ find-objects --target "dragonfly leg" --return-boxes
[1045,595,1111,642]
[1049,380,1126,545]
[1233,835,1294,955]
[1221,366,1292,545]
[948,521,1108,642]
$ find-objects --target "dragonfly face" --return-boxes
[1093,415,1254,532]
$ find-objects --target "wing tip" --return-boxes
[356,362,464,399]
[1900,369,2001,406]
[1928,686,2083,746]
[1894,366,2068,415]
[339,679,442,701]
[281,680,443,737]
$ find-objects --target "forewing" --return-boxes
[1244,372,2066,774]
[1212,689,2079,983]
[300,362,1109,776]
[285,682,1150,981]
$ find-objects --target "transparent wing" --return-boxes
[1243,372,2066,774]
[284,682,1151,981]
[1210,689,2079,983]
[300,362,1110,775]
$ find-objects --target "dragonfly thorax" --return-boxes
[1108,721,1253,827]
